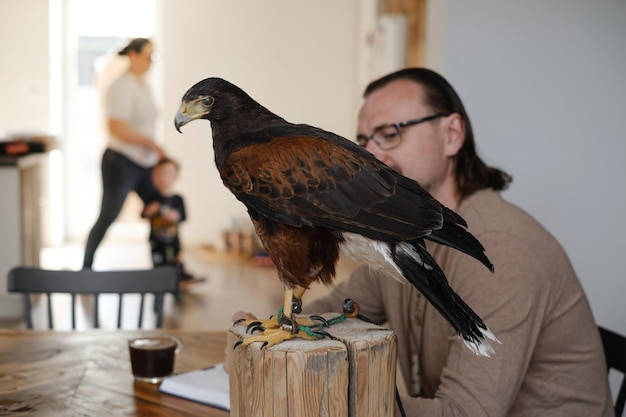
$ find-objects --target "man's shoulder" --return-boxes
[459,189,572,273]
[461,189,543,234]
[459,189,572,264]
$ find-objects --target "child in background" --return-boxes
[142,157,201,284]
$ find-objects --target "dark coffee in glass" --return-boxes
[128,336,180,383]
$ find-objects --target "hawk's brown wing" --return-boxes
[220,127,443,242]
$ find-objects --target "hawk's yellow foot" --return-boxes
[234,312,328,334]
[232,287,342,349]
[232,308,333,349]
[233,324,329,350]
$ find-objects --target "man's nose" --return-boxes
[365,141,389,164]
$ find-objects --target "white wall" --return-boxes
[0,0,50,134]
[157,0,373,249]
[433,0,626,333]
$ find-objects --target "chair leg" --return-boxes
[155,293,164,328]
[138,294,145,329]
[23,294,33,329]
[117,294,123,329]
[71,294,76,330]
[46,293,53,329]
[94,295,100,328]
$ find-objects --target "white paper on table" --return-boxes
[159,363,230,411]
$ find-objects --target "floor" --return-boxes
[13,229,357,332]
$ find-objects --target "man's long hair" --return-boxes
[364,68,512,199]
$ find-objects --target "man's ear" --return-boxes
[444,113,465,157]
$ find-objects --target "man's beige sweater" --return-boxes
[306,189,613,417]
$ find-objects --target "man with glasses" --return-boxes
[303,68,613,416]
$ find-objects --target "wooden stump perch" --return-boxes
[228,315,397,417]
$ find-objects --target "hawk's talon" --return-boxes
[233,318,246,325]
[260,341,269,350]
[249,324,265,334]
[233,340,243,349]
[309,315,329,327]
[246,321,263,333]
[313,329,336,340]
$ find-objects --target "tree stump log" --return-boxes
[228,315,397,417]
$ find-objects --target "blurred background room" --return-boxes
[0,0,624,397]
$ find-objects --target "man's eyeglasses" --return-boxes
[357,113,449,150]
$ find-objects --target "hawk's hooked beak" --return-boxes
[174,99,211,133]
[174,109,191,133]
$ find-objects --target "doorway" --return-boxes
[55,0,157,244]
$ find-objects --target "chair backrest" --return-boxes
[598,326,626,417]
[7,266,179,330]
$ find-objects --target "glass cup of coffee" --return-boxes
[128,335,183,384]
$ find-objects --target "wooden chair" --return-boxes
[598,326,626,417]
[7,266,179,330]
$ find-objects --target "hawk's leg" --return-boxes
[233,285,331,349]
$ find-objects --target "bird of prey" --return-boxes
[175,77,499,356]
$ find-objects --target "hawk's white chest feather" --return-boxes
[338,233,430,283]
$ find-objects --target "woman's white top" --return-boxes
[106,71,159,167]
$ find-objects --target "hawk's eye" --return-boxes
[202,96,214,106]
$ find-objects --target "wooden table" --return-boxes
[0,329,229,416]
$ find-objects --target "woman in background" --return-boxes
[83,38,165,269]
